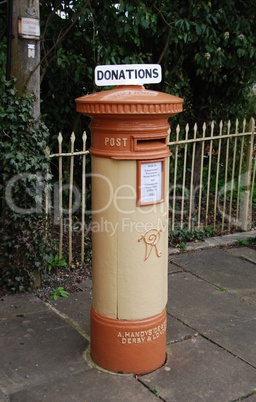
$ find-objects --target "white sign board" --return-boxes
[95,64,162,86]
[18,17,40,39]
[140,161,163,204]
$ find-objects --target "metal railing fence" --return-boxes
[168,118,256,234]
[47,118,256,265]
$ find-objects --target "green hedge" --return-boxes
[0,79,52,292]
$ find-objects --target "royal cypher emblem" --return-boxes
[138,228,162,261]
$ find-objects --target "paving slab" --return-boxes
[51,278,92,337]
[206,318,256,367]
[168,271,256,332]
[226,246,256,264]
[0,389,8,402]
[141,336,256,402]
[168,262,183,274]
[0,296,90,398]
[9,370,158,402]
[243,395,256,401]
[1,244,256,401]
[170,248,256,300]
[166,314,197,344]
[240,292,256,306]
[0,293,48,319]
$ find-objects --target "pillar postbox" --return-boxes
[76,83,183,374]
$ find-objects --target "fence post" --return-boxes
[68,132,75,266]
[58,132,63,260]
[81,131,87,265]
[241,118,254,231]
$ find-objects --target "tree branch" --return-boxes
[24,0,91,93]
[158,28,171,64]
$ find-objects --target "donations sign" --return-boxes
[95,64,162,86]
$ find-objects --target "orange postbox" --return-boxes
[76,80,183,374]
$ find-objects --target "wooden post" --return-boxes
[11,0,40,118]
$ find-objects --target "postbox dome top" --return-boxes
[76,85,183,116]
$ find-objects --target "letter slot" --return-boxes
[135,137,166,152]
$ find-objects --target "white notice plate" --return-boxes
[138,160,164,205]
[95,64,162,86]
[18,17,40,39]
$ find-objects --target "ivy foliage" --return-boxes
[0,78,52,292]
[0,5,53,293]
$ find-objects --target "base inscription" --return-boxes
[117,319,166,345]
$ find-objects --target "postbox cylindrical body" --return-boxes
[76,85,183,374]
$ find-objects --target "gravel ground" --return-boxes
[34,263,92,302]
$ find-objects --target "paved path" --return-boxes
[1,238,256,401]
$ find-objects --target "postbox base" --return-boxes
[90,307,167,374]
